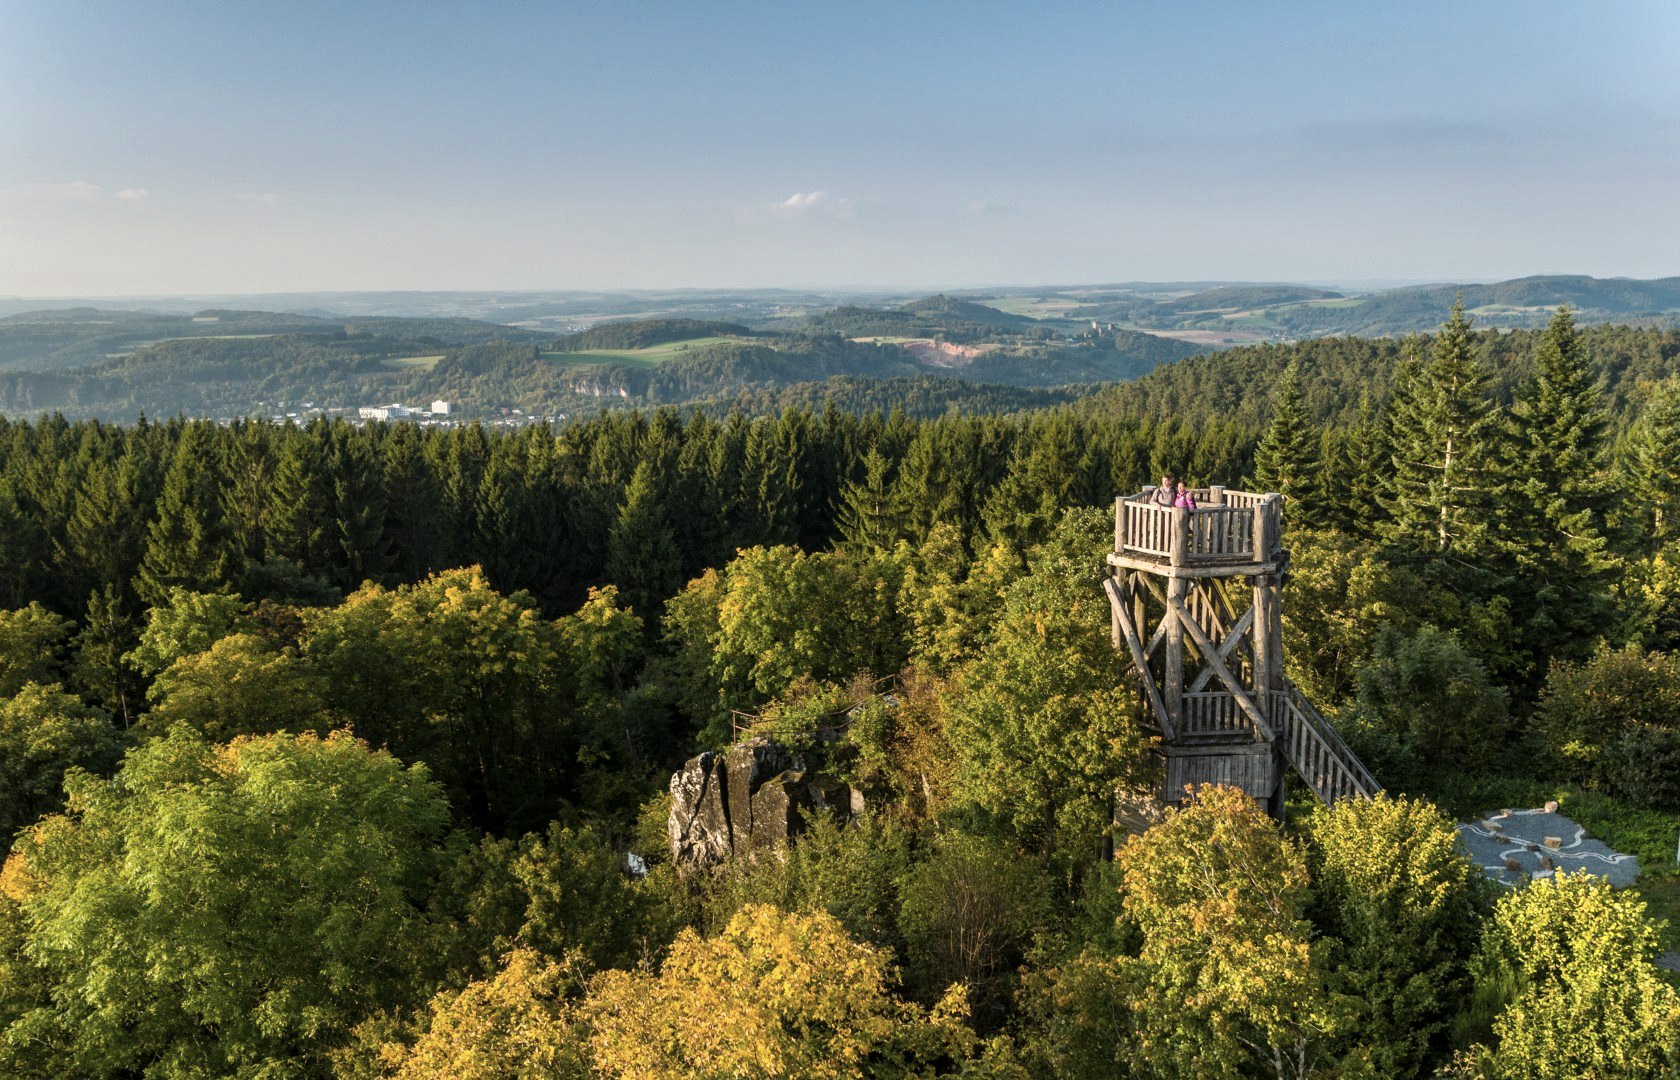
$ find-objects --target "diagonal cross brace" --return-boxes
[1104,576,1177,740]
[1167,594,1275,741]
[1189,606,1254,693]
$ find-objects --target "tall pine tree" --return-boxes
[835,446,907,551]
[605,459,681,621]
[1378,300,1502,565]
[138,424,235,602]
[1251,359,1326,530]
[1632,376,1680,547]
[1499,306,1615,667]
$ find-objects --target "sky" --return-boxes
[2,0,1678,295]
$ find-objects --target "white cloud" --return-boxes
[114,188,151,203]
[737,189,857,224]
[239,192,282,209]
[775,189,856,218]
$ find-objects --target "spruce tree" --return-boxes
[605,459,681,620]
[835,447,907,552]
[1326,392,1389,537]
[1378,300,1501,565]
[263,426,333,569]
[1500,306,1615,664]
[59,450,151,604]
[1251,360,1326,529]
[138,424,235,602]
[327,426,389,590]
[1632,377,1680,546]
[70,584,141,728]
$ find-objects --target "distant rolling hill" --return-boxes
[0,303,1206,421]
[1030,275,1680,340]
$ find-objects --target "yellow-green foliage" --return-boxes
[1465,872,1680,1078]
[1116,785,1338,1079]
[582,904,973,1080]
[1308,794,1481,1075]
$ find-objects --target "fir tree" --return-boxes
[1500,306,1616,666]
[835,447,906,551]
[1336,392,1391,538]
[1632,377,1680,546]
[1252,360,1326,529]
[326,426,389,590]
[605,459,681,620]
[59,449,152,604]
[138,424,235,602]
[70,584,142,728]
[263,426,333,569]
[1378,300,1502,565]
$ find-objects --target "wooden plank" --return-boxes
[1168,594,1275,741]
[1105,576,1176,740]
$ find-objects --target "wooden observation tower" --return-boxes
[1106,486,1379,815]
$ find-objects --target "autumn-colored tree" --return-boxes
[379,948,590,1080]
[583,904,973,1080]
[1116,785,1340,1079]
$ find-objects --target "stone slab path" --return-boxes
[1456,806,1641,888]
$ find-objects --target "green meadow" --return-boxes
[540,336,737,367]
[380,354,444,370]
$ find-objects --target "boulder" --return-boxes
[668,738,852,869]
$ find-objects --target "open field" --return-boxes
[380,354,444,370]
[976,296,1085,318]
[1133,327,1272,347]
[540,336,738,367]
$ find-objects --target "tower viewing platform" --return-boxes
[1105,485,1379,814]
[1111,486,1284,575]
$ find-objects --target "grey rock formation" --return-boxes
[668,739,852,869]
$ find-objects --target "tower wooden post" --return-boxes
[1105,486,1379,815]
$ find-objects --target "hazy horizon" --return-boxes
[6,1,1677,296]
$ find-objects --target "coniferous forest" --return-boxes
[7,306,1680,1078]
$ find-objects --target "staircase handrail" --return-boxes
[1274,680,1381,802]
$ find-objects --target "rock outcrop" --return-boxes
[668,739,853,869]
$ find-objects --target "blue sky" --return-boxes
[3,1,1677,294]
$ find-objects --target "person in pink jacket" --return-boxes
[1173,481,1197,509]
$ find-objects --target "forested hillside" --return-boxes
[0,304,1205,421]
[4,306,1680,1076]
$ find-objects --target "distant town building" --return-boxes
[431,400,451,415]
[358,403,412,421]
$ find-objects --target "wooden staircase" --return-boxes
[1106,487,1379,810]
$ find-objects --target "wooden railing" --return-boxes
[1270,683,1381,804]
[730,673,903,743]
[1115,488,1281,567]
[1179,692,1255,739]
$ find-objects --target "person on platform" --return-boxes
[1174,481,1197,510]
[1153,475,1177,507]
